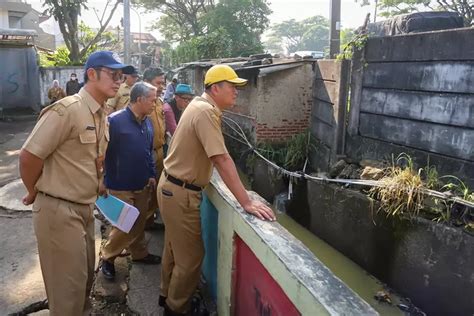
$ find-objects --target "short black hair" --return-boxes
[205,81,224,91]
[143,67,165,82]
[84,67,102,83]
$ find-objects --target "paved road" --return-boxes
[0,118,164,315]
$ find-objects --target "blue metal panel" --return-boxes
[200,192,218,302]
[0,46,41,111]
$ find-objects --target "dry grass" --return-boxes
[369,154,426,220]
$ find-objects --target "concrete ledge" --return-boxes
[205,171,377,315]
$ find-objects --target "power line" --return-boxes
[222,116,474,209]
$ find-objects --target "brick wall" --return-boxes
[256,105,312,141]
[254,63,313,142]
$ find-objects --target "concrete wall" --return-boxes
[21,10,55,50]
[201,171,378,315]
[305,181,474,316]
[39,66,84,106]
[0,45,41,111]
[180,62,314,144]
[310,60,350,171]
[0,9,8,28]
[254,64,313,141]
[346,27,474,185]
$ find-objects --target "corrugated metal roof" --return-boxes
[175,58,311,75]
[0,28,37,37]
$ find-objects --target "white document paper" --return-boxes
[95,195,139,233]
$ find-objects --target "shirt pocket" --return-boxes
[79,130,97,144]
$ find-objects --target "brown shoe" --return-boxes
[132,253,161,265]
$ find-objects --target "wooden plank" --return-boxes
[314,60,342,81]
[359,113,474,161]
[347,48,365,136]
[365,28,474,62]
[363,61,474,94]
[312,100,336,126]
[313,79,338,104]
[360,88,474,128]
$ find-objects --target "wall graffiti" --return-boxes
[0,46,41,111]
[6,73,20,94]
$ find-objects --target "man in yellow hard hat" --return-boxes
[156,64,276,315]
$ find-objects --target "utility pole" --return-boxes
[130,6,142,71]
[123,0,131,64]
[329,0,341,58]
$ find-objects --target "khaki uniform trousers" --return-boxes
[147,147,164,226]
[33,193,95,316]
[101,188,151,261]
[157,173,204,313]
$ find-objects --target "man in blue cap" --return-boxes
[19,51,133,315]
[163,84,194,136]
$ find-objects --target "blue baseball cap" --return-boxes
[175,84,194,95]
[85,51,134,74]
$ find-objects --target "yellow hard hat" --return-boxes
[204,65,248,86]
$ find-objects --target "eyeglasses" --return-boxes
[98,68,124,82]
[177,95,193,102]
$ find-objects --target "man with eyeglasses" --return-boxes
[100,82,162,281]
[163,84,194,136]
[19,51,133,316]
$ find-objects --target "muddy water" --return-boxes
[238,169,403,314]
[277,212,404,315]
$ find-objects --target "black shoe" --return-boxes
[132,253,162,265]
[159,295,167,307]
[145,222,165,231]
[163,303,186,316]
[101,260,115,280]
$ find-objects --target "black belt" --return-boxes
[165,172,202,192]
[39,191,90,206]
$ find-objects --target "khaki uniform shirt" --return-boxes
[164,94,228,187]
[149,97,166,150]
[23,88,109,204]
[149,98,166,174]
[48,87,66,102]
[107,82,131,112]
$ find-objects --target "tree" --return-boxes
[136,0,215,41]
[204,0,271,56]
[136,0,271,66]
[356,0,472,26]
[340,28,355,48]
[265,16,330,54]
[42,0,121,63]
[39,23,119,67]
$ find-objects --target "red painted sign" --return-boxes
[233,235,301,316]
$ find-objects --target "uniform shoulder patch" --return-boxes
[39,95,80,118]
[59,95,81,108]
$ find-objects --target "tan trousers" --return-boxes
[147,147,164,226]
[157,173,204,313]
[101,188,151,261]
[33,193,95,316]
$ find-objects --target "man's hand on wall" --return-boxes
[243,200,276,221]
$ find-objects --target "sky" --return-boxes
[29,0,377,40]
